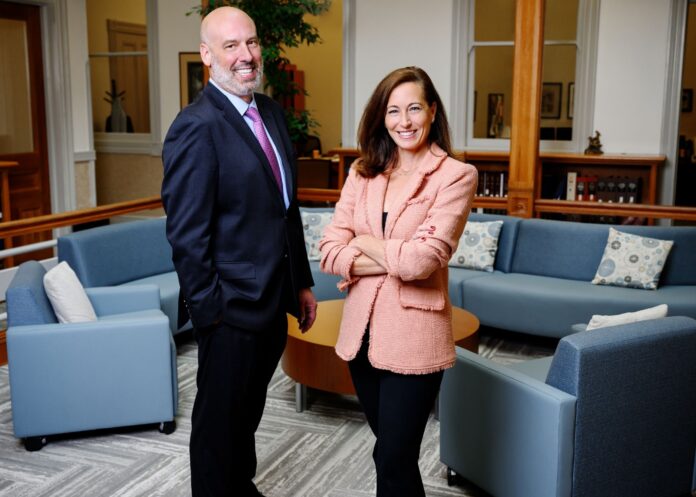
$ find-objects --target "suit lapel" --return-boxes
[205,86,286,205]
[257,98,294,199]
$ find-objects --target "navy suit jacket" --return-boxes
[161,84,313,331]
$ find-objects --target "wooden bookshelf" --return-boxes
[321,149,666,219]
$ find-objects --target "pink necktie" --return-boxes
[245,106,283,192]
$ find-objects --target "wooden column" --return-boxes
[507,0,545,218]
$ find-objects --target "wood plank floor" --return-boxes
[0,329,556,497]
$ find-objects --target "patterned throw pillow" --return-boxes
[591,227,673,290]
[300,208,334,261]
[449,220,504,272]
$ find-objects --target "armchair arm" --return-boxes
[6,313,175,438]
[86,284,161,316]
[439,348,576,497]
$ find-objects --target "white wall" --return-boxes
[156,0,201,140]
[347,0,454,147]
[593,0,672,154]
[66,0,92,156]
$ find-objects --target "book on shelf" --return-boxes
[566,172,577,201]
[476,171,508,197]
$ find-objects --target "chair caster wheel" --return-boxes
[24,436,47,452]
[446,467,458,486]
[158,420,176,435]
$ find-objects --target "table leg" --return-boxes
[295,382,307,412]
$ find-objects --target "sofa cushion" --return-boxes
[447,267,497,308]
[43,261,97,323]
[450,220,503,272]
[58,218,174,287]
[6,261,58,327]
[122,272,191,334]
[308,260,344,301]
[300,207,334,261]
[462,272,696,338]
[591,228,673,290]
[510,219,696,285]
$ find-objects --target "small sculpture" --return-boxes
[104,79,134,133]
[584,131,603,155]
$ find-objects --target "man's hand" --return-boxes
[297,287,317,333]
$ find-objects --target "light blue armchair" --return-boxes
[439,316,696,497]
[6,261,178,451]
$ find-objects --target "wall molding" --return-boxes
[341,0,356,148]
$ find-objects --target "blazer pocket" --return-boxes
[215,261,256,280]
[399,279,445,311]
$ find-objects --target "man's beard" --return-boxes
[210,56,263,98]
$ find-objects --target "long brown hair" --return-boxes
[355,66,453,178]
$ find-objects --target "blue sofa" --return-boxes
[57,213,696,340]
[439,315,696,497]
[57,218,190,335]
[304,208,696,338]
[6,261,178,450]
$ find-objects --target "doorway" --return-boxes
[676,1,696,207]
[0,1,53,266]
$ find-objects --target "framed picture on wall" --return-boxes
[179,52,205,109]
[567,82,575,119]
[541,82,562,119]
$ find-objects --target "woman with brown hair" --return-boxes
[320,66,477,496]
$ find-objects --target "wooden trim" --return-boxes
[473,196,508,210]
[535,199,696,221]
[298,188,340,203]
[507,0,545,218]
[0,196,162,239]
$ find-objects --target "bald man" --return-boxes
[161,7,317,496]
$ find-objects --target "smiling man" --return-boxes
[161,6,317,497]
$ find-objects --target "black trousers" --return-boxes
[190,311,287,497]
[348,336,444,497]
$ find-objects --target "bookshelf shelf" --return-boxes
[320,149,666,221]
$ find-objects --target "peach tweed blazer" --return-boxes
[319,145,477,374]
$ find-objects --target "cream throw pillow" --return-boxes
[585,304,668,331]
[43,261,97,323]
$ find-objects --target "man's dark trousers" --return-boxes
[190,309,287,497]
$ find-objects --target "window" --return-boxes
[466,0,584,150]
[86,0,158,153]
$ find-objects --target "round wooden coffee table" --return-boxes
[282,299,479,411]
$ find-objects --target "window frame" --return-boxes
[455,0,599,153]
[90,0,161,156]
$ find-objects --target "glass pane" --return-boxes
[87,0,149,133]
[89,54,149,133]
[0,19,34,154]
[540,45,576,141]
[473,46,514,139]
[544,0,579,40]
[474,0,516,42]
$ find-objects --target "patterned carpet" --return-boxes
[0,328,557,497]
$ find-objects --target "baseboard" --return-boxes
[0,329,6,366]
